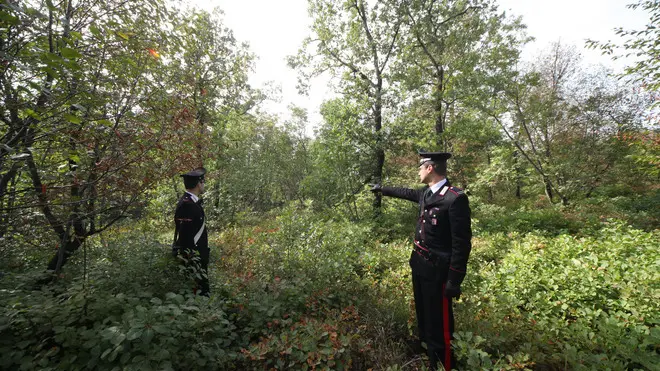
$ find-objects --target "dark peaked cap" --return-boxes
[418,151,451,166]
[180,167,206,179]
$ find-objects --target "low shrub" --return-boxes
[456,221,659,370]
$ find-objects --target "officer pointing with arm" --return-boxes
[173,167,210,297]
[371,151,472,371]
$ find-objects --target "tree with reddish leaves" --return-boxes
[0,1,254,273]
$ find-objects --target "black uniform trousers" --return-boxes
[409,250,456,370]
[412,267,455,370]
[182,246,210,296]
[197,247,210,296]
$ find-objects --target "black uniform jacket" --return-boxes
[382,181,472,284]
[174,192,208,252]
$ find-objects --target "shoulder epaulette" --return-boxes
[448,186,464,196]
[181,194,195,203]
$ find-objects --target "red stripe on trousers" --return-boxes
[442,285,451,371]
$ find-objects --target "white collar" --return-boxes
[185,191,199,203]
[429,178,447,195]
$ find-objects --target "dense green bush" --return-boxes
[473,203,591,236]
[0,232,244,371]
[457,222,659,370]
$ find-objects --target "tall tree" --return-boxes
[586,0,659,182]
[217,110,311,218]
[165,7,259,217]
[302,98,374,220]
[289,0,403,212]
[395,0,527,149]
[484,42,649,204]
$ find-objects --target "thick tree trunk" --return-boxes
[47,237,84,271]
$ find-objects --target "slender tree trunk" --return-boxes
[543,176,554,203]
[513,150,522,199]
[434,69,445,149]
[373,87,384,214]
[486,151,493,203]
[0,169,19,238]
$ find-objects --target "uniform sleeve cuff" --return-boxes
[448,268,466,285]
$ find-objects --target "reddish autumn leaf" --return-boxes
[147,48,160,58]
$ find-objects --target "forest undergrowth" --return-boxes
[1,193,658,370]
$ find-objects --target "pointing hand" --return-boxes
[369,184,382,193]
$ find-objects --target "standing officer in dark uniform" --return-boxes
[173,167,210,296]
[371,151,472,371]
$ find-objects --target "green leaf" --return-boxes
[0,11,20,26]
[116,31,130,40]
[108,345,121,362]
[64,113,82,124]
[90,24,102,36]
[111,333,126,346]
[157,349,170,360]
[60,47,82,59]
[24,109,42,120]
[53,325,66,334]
[126,328,142,341]
[152,324,168,334]
[42,67,59,78]
[101,348,112,359]
[71,104,87,112]
[142,328,154,344]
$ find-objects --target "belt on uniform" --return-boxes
[413,240,434,262]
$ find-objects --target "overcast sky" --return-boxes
[189,0,649,131]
